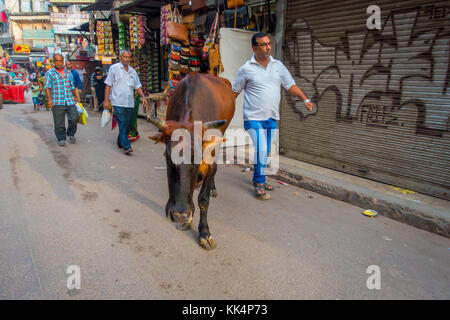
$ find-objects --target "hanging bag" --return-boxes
[258,0,276,33]
[166,7,189,43]
[227,0,244,8]
[202,12,219,60]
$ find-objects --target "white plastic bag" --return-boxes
[101,109,112,128]
[76,102,88,118]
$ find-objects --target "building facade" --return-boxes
[279,0,450,200]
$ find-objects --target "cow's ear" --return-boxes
[149,133,169,144]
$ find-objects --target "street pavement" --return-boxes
[0,97,449,299]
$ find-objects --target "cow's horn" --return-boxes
[149,117,167,130]
[204,120,226,130]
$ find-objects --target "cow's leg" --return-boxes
[210,177,217,198]
[197,164,217,250]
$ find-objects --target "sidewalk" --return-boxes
[232,146,450,239]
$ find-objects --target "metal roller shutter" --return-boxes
[280,0,450,200]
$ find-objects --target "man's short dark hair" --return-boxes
[252,32,269,47]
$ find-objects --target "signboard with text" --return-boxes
[50,12,90,25]
[13,44,31,54]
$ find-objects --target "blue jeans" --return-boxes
[114,106,134,150]
[244,118,278,184]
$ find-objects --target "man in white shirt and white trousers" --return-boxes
[104,50,148,155]
[233,32,314,200]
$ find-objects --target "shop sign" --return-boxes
[50,12,90,25]
[22,29,55,40]
[13,44,30,54]
[101,56,112,64]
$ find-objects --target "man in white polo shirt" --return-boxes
[233,32,314,200]
[104,50,148,155]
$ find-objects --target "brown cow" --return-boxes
[149,73,235,250]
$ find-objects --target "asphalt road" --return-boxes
[0,98,449,300]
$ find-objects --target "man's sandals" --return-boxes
[253,182,273,200]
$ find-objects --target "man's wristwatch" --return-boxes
[304,99,311,103]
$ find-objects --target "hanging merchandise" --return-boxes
[96,21,105,56]
[202,12,219,60]
[166,7,189,44]
[96,21,114,56]
[160,4,172,46]
[130,15,145,50]
[118,20,125,51]
[89,13,95,44]
[130,31,161,96]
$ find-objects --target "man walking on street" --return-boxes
[233,32,314,200]
[90,67,101,111]
[45,53,80,146]
[104,50,148,155]
[66,60,82,99]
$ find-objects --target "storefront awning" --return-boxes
[81,0,114,11]
[115,0,171,16]
[10,55,31,62]
[69,22,90,32]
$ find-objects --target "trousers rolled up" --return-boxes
[114,106,134,150]
[244,118,278,184]
[52,104,79,142]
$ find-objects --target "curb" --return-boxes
[273,167,450,238]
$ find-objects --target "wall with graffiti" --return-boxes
[280,0,450,199]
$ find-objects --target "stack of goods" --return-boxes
[129,15,145,50]
[96,21,114,56]
[168,40,181,98]
[189,32,202,73]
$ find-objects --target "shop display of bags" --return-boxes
[166,7,189,44]
[191,0,207,11]
[202,12,219,60]
[227,0,244,8]
[207,0,225,10]
[224,6,249,29]
[258,0,277,33]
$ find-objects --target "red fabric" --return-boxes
[0,85,26,103]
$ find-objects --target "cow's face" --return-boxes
[149,118,226,228]
[164,140,199,226]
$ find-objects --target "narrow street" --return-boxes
[1,97,449,300]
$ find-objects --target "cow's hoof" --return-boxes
[199,235,217,250]
[210,188,218,198]
[176,222,192,231]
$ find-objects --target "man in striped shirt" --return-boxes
[45,53,80,146]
